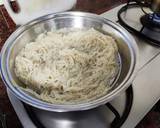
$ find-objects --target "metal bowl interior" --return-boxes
[0,12,138,112]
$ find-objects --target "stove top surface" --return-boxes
[8,4,160,128]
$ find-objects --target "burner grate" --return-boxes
[23,86,133,128]
[118,2,160,46]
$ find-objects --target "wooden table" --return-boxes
[0,0,127,127]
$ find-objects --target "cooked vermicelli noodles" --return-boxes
[14,28,119,104]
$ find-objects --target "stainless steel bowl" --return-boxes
[0,12,138,112]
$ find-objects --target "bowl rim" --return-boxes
[0,11,139,112]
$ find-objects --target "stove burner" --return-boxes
[140,13,160,32]
[23,86,133,128]
[118,3,160,46]
[151,13,160,23]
